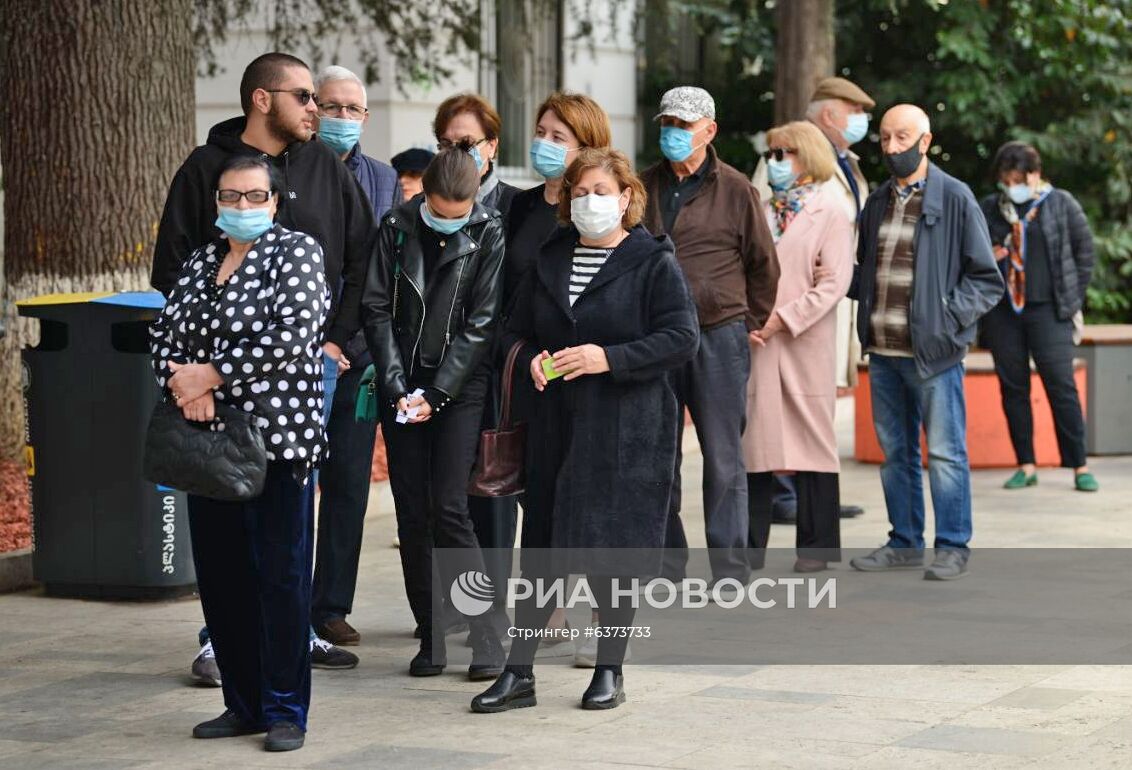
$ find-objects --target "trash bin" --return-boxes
[18,291,195,599]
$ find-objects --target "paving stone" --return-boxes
[897,724,1068,756]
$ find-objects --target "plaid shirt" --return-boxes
[868,184,924,355]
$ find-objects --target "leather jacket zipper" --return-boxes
[443,256,467,351]
[403,270,425,377]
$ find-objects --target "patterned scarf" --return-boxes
[997,181,1054,313]
[768,177,817,242]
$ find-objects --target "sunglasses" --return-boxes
[762,148,797,162]
[266,88,315,106]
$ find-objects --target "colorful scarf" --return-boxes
[768,177,817,242]
[997,181,1054,313]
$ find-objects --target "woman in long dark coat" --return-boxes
[470,148,699,714]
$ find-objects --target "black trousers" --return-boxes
[507,574,636,669]
[188,462,314,730]
[468,367,519,606]
[748,471,840,567]
[981,301,1087,468]
[382,369,494,647]
[311,361,379,626]
[663,321,751,583]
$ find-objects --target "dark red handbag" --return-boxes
[468,341,527,497]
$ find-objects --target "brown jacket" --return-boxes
[642,146,779,330]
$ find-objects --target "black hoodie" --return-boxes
[150,116,375,348]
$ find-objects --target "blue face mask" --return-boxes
[529,138,572,179]
[842,113,869,145]
[767,158,799,191]
[1005,183,1033,205]
[215,206,274,243]
[419,201,471,235]
[318,115,364,155]
[659,125,701,162]
[468,144,486,172]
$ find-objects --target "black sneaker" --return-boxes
[264,721,305,752]
[310,635,359,670]
[192,710,265,739]
[468,625,505,681]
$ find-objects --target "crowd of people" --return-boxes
[147,52,1098,750]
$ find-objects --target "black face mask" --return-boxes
[883,134,926,179]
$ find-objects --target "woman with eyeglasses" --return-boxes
[744,121,854,574]
[150,154,329,752]
[979,141,1097,492]
[361,148,508,680]
[433,93,519,219]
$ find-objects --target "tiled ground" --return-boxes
[0,399,1129,768]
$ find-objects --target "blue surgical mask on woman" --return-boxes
[659,125,701,162]
[1005,183,1033,205]
[215,207,274,243]
[842,113,869,145]
[529,138,573,179]
[419,201,471,235]
[767,158,799,191]
[318,116,364,155]
[468,144,486,172]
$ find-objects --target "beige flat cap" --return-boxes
[810,77,875,109]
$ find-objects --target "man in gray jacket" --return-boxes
[847,105,1004,580]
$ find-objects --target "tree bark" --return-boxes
[0,0,195,458]
[774,0,834,124]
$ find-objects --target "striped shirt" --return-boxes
[569,246,613,306]
[868,185,923,356]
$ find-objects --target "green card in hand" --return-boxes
[542,357,563,381]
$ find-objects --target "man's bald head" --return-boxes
[879,104,932,156]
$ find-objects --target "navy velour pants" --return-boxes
[188,461,315,730]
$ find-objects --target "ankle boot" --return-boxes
[467,622,505,681]
[409,625,446,676]
[470,670,536,713]
[581,668,625,710]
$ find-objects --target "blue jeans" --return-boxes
[868,354,972,551]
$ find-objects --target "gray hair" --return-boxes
[805,99,838,121]
[314,65,367,105]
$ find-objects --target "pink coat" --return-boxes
[743,187,854,474]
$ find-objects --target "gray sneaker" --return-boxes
[191,641,222,687]
[850,545,924,572]
[924,549,969,581]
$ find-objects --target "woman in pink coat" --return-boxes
[745,121,855,573]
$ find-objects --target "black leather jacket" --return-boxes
[362,198,505,403]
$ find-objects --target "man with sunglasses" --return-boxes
[152,52,376,684]
[752,77,876,525]
[640,86,780,591]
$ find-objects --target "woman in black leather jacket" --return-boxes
[362,148,507,680]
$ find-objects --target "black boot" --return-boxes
[470,669,536,713]
[467,621,505,681]
[409,622,446,676]
[581,668,625,710]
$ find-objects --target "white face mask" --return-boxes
[570,193,624,239]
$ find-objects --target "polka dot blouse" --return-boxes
[149,224,331,475]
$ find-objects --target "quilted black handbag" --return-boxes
[143,400,267,501]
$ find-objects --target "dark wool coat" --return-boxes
[503,225,699,575]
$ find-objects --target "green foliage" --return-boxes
[641,0,1132,321]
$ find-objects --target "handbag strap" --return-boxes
[498,341,525,429]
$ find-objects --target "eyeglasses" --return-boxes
[266,88,315,106]
[316,101,368,119]
[216,189,274,204]
[762,148,797,162]
[437,137,488,151]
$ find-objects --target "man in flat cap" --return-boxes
[752,76,875,523]
[641,86,780,589]
[390,147,435,202]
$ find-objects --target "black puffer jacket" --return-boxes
[979,188,1095,320]
[362,199,505,403]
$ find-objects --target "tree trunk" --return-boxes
[0,0,195,458]
[774,0,834,124]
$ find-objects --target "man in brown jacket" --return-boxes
[641,86,780,586]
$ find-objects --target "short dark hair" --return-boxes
[421,148,480,202]
[215,155,283,194]
[239,52,310,114]
[991,141,1042,179]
